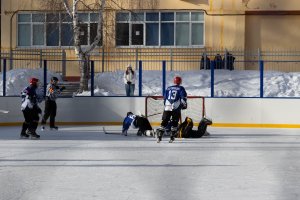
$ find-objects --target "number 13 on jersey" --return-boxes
[167,90,178,100]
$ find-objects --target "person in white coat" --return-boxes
[123,64,136,96]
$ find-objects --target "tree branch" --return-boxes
[62,0,73,17]
[85,0,104,54]
[78,0,100,11]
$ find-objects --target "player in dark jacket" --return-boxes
[156,76,187,143]
[122,112,154,136]
[20,78,43,139]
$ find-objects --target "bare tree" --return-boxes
[38,0,104,92]
[39,0,158,93]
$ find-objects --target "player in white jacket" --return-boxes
[123,64,136,96]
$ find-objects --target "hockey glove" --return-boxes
[182,103,187,110]
[60,86,66,91]
[127,81,131,85]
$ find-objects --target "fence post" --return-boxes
[170,49,173,71]
[135,48,139,71]
[162,61,166,96]
[102,48,105,72]
[258,48,261,71]
[91,60,95,97]
[9,50,13,70]
[210,60,215,97]
[43,60,47,97]
[224,50,227,70]
[62,50,66,80]
[39,50,43,68]
[139,61,142,97]
[260,60,264,98]
[204,52,207,70]
[3,59,6,96]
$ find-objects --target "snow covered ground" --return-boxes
[0,126,300,200]
[1,68,300,97]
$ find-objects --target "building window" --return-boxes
[116,11,205,47]
[17,12,102,47]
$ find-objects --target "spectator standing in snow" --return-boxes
[123,64,136,96]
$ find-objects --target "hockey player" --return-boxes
[41,77,65,130]
[20,78,44,139]
[122,112,154,136]
[177,117,212,138]
[156,76,187,143]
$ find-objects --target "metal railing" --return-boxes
[1,58,300,98]
[1,48,300,73]
[0,49,66,77]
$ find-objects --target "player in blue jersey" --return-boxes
[156,76,187,143]
[122,112,154,136]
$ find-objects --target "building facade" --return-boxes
[1,0,300,75]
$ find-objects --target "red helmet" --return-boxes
[30,78,39,86]
[173,76,182,85]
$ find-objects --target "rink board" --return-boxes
[1,97,300,128]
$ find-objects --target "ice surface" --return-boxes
[0,126,300,200]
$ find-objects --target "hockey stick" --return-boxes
[0,109,9,114]
[102,127,121,135]
[147,112,163,118]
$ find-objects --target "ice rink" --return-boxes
[0,126,300,200]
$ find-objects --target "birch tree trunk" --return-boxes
[63,0,103,93]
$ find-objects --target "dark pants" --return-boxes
[21,106,40,134]
[42,99,57,127]
[161,110,181,128]
[157,110,181,138]
[134,116,153,135]
[186,118,212,138]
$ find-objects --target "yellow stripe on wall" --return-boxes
[212,123,300,128]
[1,122,300,129]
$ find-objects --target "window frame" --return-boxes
[17,12,102,48]
[115,11,205,48]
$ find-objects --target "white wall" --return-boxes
[1,97,300,127]
[206,98,300,125]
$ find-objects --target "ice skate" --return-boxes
[152,130,156,138]
[169,136,175,143]
[156,136,162,143]
[28,131,40,139]
[202,117,212,125]
[156,128,164,143]
[50,126,58,131]
[137,130,143,136]
[20,132,30,139]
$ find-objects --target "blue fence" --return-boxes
[1,58,300,98]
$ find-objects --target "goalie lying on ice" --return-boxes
[122,112,155,136]
[176,117,212,138]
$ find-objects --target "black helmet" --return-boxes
[51,77,59,81]
[127,112,133,116]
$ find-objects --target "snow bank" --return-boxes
[0,69,62,96]
[1,68,300,97]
